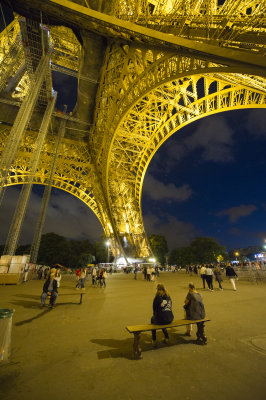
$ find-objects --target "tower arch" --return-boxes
[106,72,266,257]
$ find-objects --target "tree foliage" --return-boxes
[148,234,168,265]
[169,237,227,266]
[36,233,96,267]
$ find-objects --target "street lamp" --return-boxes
[106,240,110,263]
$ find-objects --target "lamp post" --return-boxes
[106,240,110,264]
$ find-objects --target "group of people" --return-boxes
[151,282,207,346]
[199,264,238,291]
[75,266,107,289]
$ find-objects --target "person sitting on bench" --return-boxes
[184,283,207,344]
[41,272,58,309]
[151,284,174,346]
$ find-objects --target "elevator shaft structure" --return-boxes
[4,92,57,256]
[30,108,66,263]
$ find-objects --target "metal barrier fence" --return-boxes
[235,267,266,283]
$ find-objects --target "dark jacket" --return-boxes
[226,266,237,277]
[153,294,174,324]
[43,277,58,293]
[185,292,205,320]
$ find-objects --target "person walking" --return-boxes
[151,284,174,346]
[226,264,238,291]
[214,265,223,290]
[200,265,206,289]
[54,268,62,288]
[76,268,86,290]
[101,268,107,287]
[146,266,151,281]
[205,265,214,291]
[40,272,58,309]
[134,265,138,280]
[92,266,97,285]
[184,283,207,345]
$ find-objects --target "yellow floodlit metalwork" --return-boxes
[0,0,265,259]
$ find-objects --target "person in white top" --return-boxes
[54,268,62,287]
[200,265,206,289]
[205,266,214,291]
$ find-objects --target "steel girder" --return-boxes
[0,0,265,259]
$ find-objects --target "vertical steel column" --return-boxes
[30,110,66,263]
[4,93,57,256]
[0,50,51,202]
[0,45,23,92]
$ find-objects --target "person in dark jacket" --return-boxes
[151,284,174,346]
[40,273,58,308]
[214,265,223,290]
[226,264,238,291]
[184,283,207,344]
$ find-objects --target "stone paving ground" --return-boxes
[0,271,266,400]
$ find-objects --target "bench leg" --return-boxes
[79,293,83,304]
[133,333,142,359]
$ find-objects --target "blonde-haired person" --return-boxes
[151,284,174,346]
[40,272,58,309]
[54,268,62,288]
[184,283,207,345]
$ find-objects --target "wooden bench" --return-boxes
[126,318,210,359]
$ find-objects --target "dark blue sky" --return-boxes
[142,108,266,251]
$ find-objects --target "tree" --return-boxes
[93,237,109,264]
[189,237,227,264]
[169,246,194,266]
[37,232,70,266]
[148,234,168,265]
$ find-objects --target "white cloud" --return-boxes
[156,114,235,172]
[143,212,198,250]
[0,186,103,245]
[143,174,192,201]
[217,204,257,223]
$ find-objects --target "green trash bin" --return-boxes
[0,309,15,362]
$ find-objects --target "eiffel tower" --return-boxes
[0,0,265,264]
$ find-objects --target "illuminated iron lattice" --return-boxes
[0,0,265,260]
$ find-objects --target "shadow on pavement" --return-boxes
[91,333,195,360]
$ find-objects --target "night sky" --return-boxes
[0,5,266,253]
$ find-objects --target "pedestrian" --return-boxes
[205,265,214,291]
[134,265,138,280]
[143,266,147,280]
[151,284,174,347]
[75,268,80,282]
[96,268,102,287]
[200,265,206,289]
[150,266,155,281]
[38,267,43,280]
[76,268,86,290]
[146,266,151,281]
[92,266,97,285]
[184,283,207,344]
[40,272,58,309]
[101,268,107,287]
[54,268,62,288]
[214,265,223,290]
[226,264,238,291]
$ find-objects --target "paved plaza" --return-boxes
[0,271,266,400]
